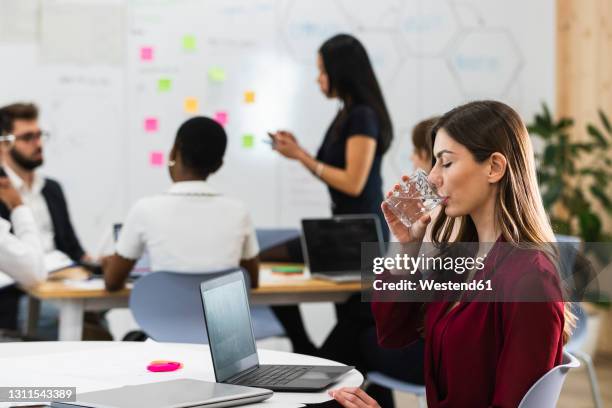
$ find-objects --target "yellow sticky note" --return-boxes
[244,91,255,104]
[208,67,226,83]
[184,97,199,114]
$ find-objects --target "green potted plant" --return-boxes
[528,104,612,356]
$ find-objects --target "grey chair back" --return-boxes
[518,350,580,408]
[129,268,242,344]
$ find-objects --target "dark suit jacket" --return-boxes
[0,178,85,262]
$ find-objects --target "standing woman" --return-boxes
[271,34,424,408]
[271,33,393,237]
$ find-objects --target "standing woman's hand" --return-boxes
[271,130,304,160]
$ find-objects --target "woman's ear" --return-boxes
[487,152,507,183]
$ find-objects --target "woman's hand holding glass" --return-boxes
[381,175,432,244]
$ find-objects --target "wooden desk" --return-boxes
[25,264,362,341]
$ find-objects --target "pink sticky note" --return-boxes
[144,117,158,132]
[140,46,154,61]
[150,151,164,167]
[214,111,228,126]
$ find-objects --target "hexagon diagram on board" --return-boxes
[397,0,459,57]
[448,29,523,98]
[281,0,351,64]
[358,31,403,86]
[336,0,401,30]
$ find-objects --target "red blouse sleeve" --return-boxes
[371,270,426,348]
[490,255,565,407]
[371,300,424,348]
[489,301,564,407]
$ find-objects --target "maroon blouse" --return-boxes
[372,241,565,408]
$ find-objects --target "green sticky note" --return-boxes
[158,78,172,92]
[242,134,254,149]
[271,266,303,274]
[208,67,226,83]
[183,35,196,51]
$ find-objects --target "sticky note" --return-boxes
[140,46,153,61]
[208,67,226,83]
[214,111,228,126]
[244,91,255,103]
[183,35,196,51]
[150,151,164,167]
[158,78,172,92]
[242,134,254,148]
[144,117,158,132]
[184,97,199,114]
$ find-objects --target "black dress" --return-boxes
[275,104,424,408]
[316,104,388,240]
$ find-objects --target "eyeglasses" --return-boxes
[0,130,50,143]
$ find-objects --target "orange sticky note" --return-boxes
[184,97,199,114]
[244,91,255,103]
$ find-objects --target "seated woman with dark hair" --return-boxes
[103,117,259,290]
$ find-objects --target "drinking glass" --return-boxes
[385,169,443,227]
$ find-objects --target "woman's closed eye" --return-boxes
[442,162,452,168]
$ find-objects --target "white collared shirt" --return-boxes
[116,181,259,273]
[4,166,56,253]
[0,206,45,288]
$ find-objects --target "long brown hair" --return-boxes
[429,100,574,342]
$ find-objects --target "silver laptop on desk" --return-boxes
[50,378,272,408]
[301,215,384,282]
[200,271,353,391]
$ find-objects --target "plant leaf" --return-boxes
[578,212,602,242]
[556,118,574,130]
[542,103,552,124]
[551,217,572,235]
[590,185,612,213]
[587,124,608,147]
[542,178,563,209]
[543,144,558,166]
[570,143,593,154]
[599,109,611,134]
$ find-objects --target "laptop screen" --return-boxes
[301,216,383,274]
[200,273,258,382]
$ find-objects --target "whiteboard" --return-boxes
[0,0,555,251]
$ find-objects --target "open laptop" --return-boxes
[301,215,384,282]
[200,271,353,391]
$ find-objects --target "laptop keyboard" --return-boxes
[235,365,310,386]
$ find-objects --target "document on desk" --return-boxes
[63,279,133,290]
[45,250,76,273]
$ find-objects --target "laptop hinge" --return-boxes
[225,364,261,384]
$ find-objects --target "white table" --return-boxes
[0,341,363,407]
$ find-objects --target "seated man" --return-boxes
[0,147,45,329]
[0,103,89,263]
